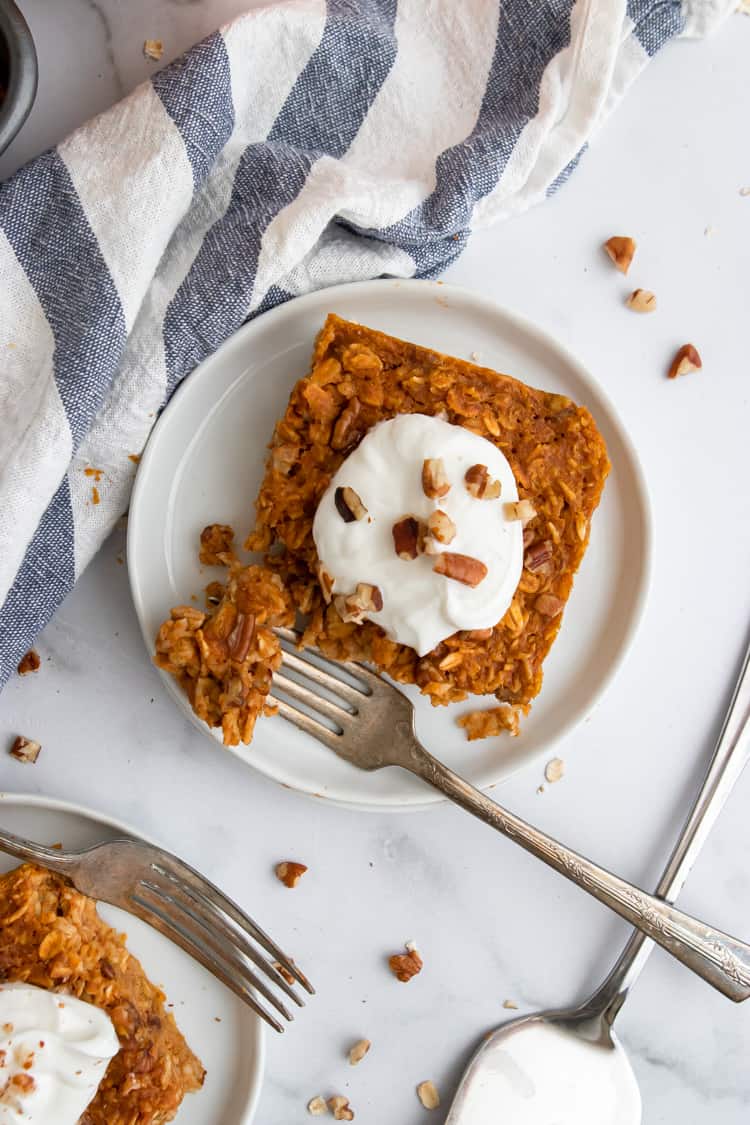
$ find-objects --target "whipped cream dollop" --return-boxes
[0,982,120,1124]
[313,414,524,655]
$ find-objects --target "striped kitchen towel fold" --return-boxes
[0,0,731,687]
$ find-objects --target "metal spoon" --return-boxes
[446,633,750,1125]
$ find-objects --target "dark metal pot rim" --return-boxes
[0,1,38,157]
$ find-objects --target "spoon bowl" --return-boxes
[446,1011,641,1125]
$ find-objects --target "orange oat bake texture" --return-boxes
[0,863,204,1125]
[247,314,610,712]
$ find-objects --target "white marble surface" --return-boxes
[2,3,750,1122]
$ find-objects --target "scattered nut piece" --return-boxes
[335,486,367,522]
[392,516,420,560]
[275,861,308,888]
[273,961,296,986]
[667,343,702,379]
[328,1095,354,1121]
[422,458,450,499]
[503,999,519,1010]
[389,948,423,982]
[348,1038,371,1066]
[603,235,636,274]
[17,650,41,675]
[227,612,256,661]
[524,540,553,574]
[433,552,487,588]
[143,39,164,61]
[625,288,657,313]
[9,736,41,764]
[504,499,536,524]
[536,593,564,618]
[426,509,456,545]
[334,583,383,624]
[417,1081,441,1110]
[308,1096,329,1116]
[545,757,565,784]
[465,464,501,500]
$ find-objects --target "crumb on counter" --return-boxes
[17,650,41,676]
[388,946,423,982]
[143,39,164,61]
[275,861,307,888]
[544,757,564,783]
[9,736,42,764]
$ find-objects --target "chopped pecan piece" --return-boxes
[307,1096,329,1116]
[433,552,487,588]
[199,524,235,566]
[9,736,41,764]
[392,516,420,560]
[334,486,368,522]
[333,583,383,623]
[17,649,41,675]
[536,593,564,618]
[227,612,256,661]
[524,540,553,574]
[388,948,423,982]
[545,757,565,783]
[331,397,362,450]
[465,464,501,499]
[625,288,657,313]
[504,499,537,524]
[426,509,456,545]
[667,343,702,379]
[603,235,636,274]
[417,1081,441,1110]
[275,861,308,888]
[348,1038,371,1066]
[328,1095,354,1121]
[422,458,450,499]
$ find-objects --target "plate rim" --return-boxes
[128,277,653,810]
[0,790,266,1125]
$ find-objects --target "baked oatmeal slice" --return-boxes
[248,314,609,711]
[155,535,294,746]
[0,863,204,1124]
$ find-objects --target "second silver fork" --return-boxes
[271,626,750,1002]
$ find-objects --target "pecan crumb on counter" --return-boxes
[307,1095,329,1116]
[143,39,164,61]
[17,650,41,675]
[9,736,42,764]
[667,343,702,379]
[602,235,636,274]
[417,1081,441,1110]
[544,757,565,783]
[275,861,308,888]
[388,946,423,982]
[328,1095,354,1120]
[348,1038,371,1066]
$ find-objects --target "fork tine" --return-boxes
[143,846,314,995]
[146,869,304,1009]
[268,695,344,754]
[278,647,366,705]
[139,880,294,1021]
[275,628,375,689]
[273,670,352,725]
[127,892,285,1033]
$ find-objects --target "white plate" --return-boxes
[128,279,651,810]
[0,793,264,1124]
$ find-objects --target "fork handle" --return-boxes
[0,827,77,874]
[401,741,750,1001]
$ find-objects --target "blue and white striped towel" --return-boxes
[0,0,731,688]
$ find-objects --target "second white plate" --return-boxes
[0,793,264,1124]
[128,279,651,809]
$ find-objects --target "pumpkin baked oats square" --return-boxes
[247,314,609,717]
[0,863,204,1124]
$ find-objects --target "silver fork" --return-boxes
[271,626,750,1002]
[0,829,313,1033]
